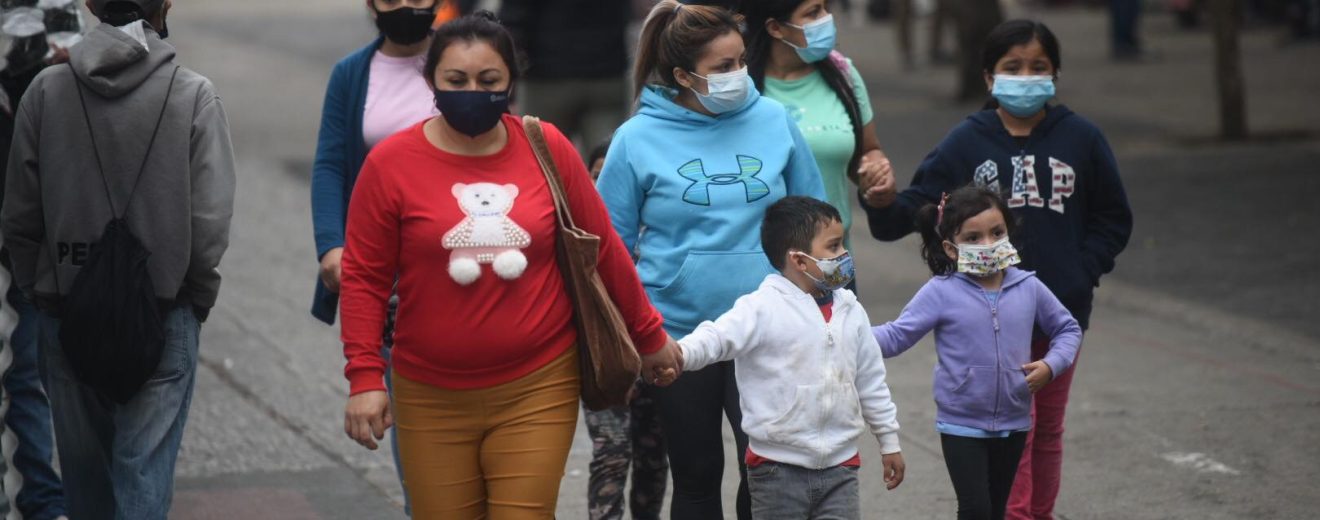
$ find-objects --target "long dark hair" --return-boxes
[424,11,525,91]
[632,0,743,101]
[916,185,1017,276]
[742,0,865,183]
[980,19,1061,110]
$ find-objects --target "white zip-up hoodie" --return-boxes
[679,274,901,469]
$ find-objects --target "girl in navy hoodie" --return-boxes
[860,20,1133,519]
[873,186,1082,520]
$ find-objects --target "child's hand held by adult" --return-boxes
[1022,360,1054,393]
[861,159,898,208]
[641,335,684,386]
[882,452,906,490]
[857,153,893,188]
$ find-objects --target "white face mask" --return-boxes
[951,237,1021,276]
[688,66,753,114]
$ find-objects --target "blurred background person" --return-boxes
[1110,0,1143,60]
[500,0,632,153]
[0,2,84,519]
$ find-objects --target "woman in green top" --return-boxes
[742,0,896,257]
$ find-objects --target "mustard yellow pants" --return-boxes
[392,349,580,519]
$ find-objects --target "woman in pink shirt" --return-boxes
[308,0,441,510]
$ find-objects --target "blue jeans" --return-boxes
[748,462,860,520]
[38,305,199,520]
[3,285,66,520]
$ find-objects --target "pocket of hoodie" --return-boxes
[1000,368,1033,418]
[764,384,823,449]
[654,250,771,327]
[824,384,866,451]
[944,366,998,418]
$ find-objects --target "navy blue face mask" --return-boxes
[433,89,511,138]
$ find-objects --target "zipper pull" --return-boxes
[827,327,835,347]
[992,307,1000,332]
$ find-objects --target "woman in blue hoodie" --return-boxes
[874,185,1083,520]
[860,20,1133,520]
[595,2,826,517]
[308,0,440,508]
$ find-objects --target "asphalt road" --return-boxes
[158,1,1320,518]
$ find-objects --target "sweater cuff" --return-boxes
[317,240,345,261]
[633,323,668,356]
[876,432,902,455]
[1041,352,1073,382]
[347,367,387,396]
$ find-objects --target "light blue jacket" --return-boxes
[873,268,1083,432]
[596,85,825,336]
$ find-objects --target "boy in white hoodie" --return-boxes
[678,196,905,519]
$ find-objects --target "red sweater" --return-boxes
[340,115,667,395]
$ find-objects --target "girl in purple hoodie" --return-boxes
[872,186,1081,520]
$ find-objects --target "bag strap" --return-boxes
[521,115,578,231]
[70,64,180,219]
[43,64,179,300]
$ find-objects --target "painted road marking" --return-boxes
[1160,452,1241,475]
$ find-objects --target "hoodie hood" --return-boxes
[637,83,761,125]
[763,273,860,310]
[952,266,1034,291]
[70,23,177,99]
[967,104,1075,148]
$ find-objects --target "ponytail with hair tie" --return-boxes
[632,0,742,101]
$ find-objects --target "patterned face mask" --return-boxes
[797,251,855,292]
[952,237,1020,276]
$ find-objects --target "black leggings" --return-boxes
[651,360,750,519]
[940,432,1028,520]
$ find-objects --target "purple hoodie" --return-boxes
[873,268,1082,432]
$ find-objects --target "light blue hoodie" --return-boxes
[597,85,826,336]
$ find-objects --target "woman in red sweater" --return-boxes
[338,12,682,518]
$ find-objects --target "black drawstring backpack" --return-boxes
[49,65,179,404]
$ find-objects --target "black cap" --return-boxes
[89,0,166,24]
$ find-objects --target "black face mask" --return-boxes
[433,89,511,138]
[374,6,435,45]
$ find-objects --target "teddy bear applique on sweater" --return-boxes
[442,182,532,285]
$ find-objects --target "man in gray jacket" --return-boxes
[0,1,234,518]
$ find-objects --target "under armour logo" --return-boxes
[677,155,769,206]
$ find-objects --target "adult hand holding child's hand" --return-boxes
[882,452,906,490]
[641,335,684,386]
[859,155,897,209]
[1022,360,1054,393]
